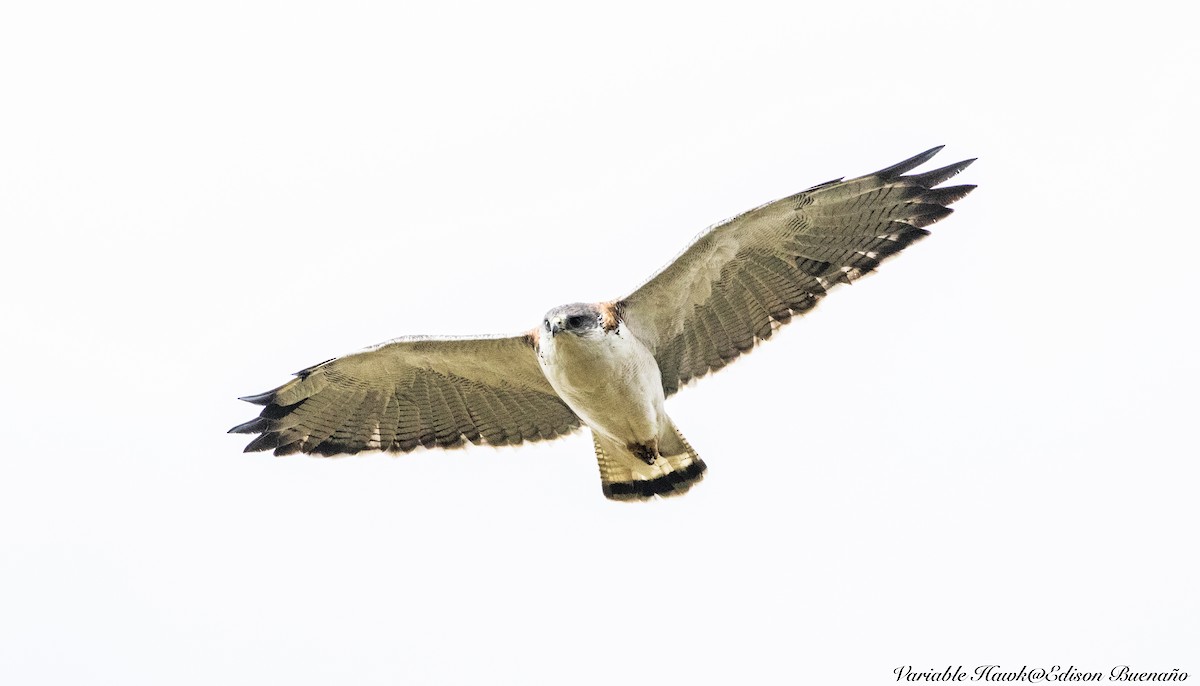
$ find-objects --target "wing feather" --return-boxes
[230,334,580,456]
[619,146,975,396]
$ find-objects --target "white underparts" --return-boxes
[536,322,666,447]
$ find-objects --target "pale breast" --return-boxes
[537,324,665,444]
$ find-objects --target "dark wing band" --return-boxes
[618,146,975,396]
[229,334,580,456]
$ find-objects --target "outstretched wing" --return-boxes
[618,146,975,396]
[229,334,580,456]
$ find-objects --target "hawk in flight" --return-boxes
[231,147,975,500]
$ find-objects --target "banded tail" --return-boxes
[592,419,707,501]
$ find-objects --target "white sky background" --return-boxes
[2,1,1197,683]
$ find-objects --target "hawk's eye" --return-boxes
[566,315,590,329]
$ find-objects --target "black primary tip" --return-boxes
[228,416,272,435]
[244,432,283,453]
[875,146,945,179]
[923,184,977,205]
[238,390,275,405]
[908,158,976,188]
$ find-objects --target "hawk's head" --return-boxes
[543,303,603,340]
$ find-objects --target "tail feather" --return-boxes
[592,421,707,501]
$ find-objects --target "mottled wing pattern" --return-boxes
[619,146,975,396]
[230,334,581,456]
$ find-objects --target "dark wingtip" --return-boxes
[228,416,273,435]
[244,432,283,453]
[238,390,275,405]
[908,203,955,227]
[908,157,976,187]
[875,146,944,179]
[922,184,977,205]
[273,441,305,457]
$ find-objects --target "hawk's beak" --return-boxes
[550,322,562,337]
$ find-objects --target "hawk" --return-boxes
[230,147,975,500]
